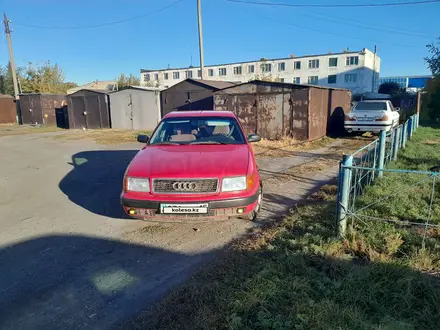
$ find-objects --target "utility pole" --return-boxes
[197,0,205,80]
[3,13,19,100]
[372,45,377,93]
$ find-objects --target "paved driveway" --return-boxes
[0,133,339,329]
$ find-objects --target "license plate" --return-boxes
[160,203,209,214]
[356,117,372,121]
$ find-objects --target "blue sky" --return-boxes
[2,0,438,84]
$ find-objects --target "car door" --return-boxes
[387,101,399,125]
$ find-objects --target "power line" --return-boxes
[296,10,436,39]
[225,0,440,8]
[14,0,186,30]
[247,13,421,48]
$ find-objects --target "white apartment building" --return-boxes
[140,48,380,94]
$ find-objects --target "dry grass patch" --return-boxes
[53,129,151,145]
[0,124,62,137]
[253,136,334,157]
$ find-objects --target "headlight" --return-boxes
[222,176,246,192]
[126,177,150,192]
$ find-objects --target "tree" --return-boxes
[424,38,440,120]
[0,63,24,96]
[426,38,440,76]
[116,73,141,90]
[378,82,404,95]
[0,61,77,94]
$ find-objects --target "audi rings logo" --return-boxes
[172,181,197,191]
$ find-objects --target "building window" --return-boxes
[293,77,300,84]
[198,70,202,78]
[233,66,242,75]
[279,78,285,82]
[186,70,193,78]
[248,65,255,73]
[208,69,214,77]
[294,61,301,70]
[328,75,337,84]
[219,68,227,76]
[329,58,338,67]
[261,63,271,72]
[308,76,318,85]
[173,72,180,79]
[346,56,359,66]
[144,74,150,82]
[344,73,357,83]
[308,59,319,69]
[154,73,159,81]
[278,62,286,71]
[164,73,169,80]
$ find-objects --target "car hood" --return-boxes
[127,144,251,178]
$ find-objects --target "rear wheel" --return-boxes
[243,186,263,221]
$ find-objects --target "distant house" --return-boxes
[67,81,118,95]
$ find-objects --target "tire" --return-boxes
[243,186,263,221]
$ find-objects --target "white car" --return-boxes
[344,100,400,133]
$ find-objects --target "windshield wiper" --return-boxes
[189,141,229,145]
[152,142,182,145]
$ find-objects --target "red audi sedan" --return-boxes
[120,111,263,221]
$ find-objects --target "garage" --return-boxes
[160,79,235,117]
[214,80,351,141]
[19,93,66,126]
[66,89,111,129]
[109,87,162,130]
[0,94,16,124]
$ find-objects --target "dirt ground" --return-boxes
[0,130,365,330]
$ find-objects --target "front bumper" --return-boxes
[121,192,260,220]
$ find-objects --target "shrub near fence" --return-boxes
[335,113,440,245]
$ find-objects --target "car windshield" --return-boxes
[148,116,246,145]
[354,102,387,111]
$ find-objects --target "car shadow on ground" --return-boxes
[0,234,214,330]
[59,150,139,218]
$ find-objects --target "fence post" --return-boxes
[402,122,407,149]
[408,116,413,139]
[377,130,386,178]
[392,126,400,161]
[337,154,353,238]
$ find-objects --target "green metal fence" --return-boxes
[335,113,439,245]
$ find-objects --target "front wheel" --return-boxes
[243,186,263,221]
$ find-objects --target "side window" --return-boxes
[388,102,395,111]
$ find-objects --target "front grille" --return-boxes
[153,179,218,194]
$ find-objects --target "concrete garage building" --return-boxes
[19,93,66,126]
[160,79,235,117]
[66,89,111,129]
[141,48,380,94]
[109,87,162,130]
[214,80,351,141]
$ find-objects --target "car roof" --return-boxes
[164,111,236,119]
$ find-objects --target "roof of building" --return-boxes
[141,49,369,73]
[216,79,350,92]
[164,111,235,118]
[68,89,111,96]
[109,86,164,94]
[67,80,117,94]
[164,78,236,91]
[379,75,433,79]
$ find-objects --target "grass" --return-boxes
[126,125,440,330]
[0,124,62,137]
[52,129,152,144]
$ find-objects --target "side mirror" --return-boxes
[137,135,149,143]
[395,107,401,112]
[247,133,261,143]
